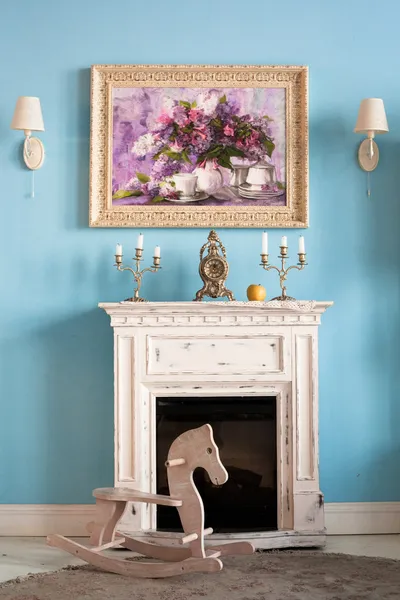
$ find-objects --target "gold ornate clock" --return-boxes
[194,230,235,301]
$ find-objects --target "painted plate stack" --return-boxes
[238,182,285,199]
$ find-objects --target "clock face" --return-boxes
[204,258,226,280]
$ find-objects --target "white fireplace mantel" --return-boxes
[99,300,333,550]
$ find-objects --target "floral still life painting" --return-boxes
[89,65,308,228]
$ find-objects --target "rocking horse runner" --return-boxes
[47,424,255,578]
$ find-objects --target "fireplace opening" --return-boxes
[156,396,277,533]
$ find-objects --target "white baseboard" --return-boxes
[0,502,399,537]
[0,505,96,537]
[325,502,400,535]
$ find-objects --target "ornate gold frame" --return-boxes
[89,64,308,228]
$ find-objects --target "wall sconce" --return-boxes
[354,98,388,173]
[11,96,45,170]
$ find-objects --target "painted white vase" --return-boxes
[193,160,224,195]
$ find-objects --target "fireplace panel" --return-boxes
[147,335,286,376]
[156,396,277,533]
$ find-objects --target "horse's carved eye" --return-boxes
[206,447,213,454]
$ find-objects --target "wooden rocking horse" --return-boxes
[47,424,255,578]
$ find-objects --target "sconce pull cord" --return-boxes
[367,172,371,198]
[31,170,35,198]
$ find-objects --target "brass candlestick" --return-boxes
[114,248,161,302]
[260,246,307,301]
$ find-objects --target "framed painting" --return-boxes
[89,64,308,228]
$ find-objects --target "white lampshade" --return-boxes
[11,96,45,132]
[354,98,388,134]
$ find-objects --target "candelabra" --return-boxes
[260,246,307,301]
[114,248,161,302]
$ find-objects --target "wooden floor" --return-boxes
[0,536,399,584]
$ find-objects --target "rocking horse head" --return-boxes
[166,424,228,486]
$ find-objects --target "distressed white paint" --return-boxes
[115,336,135,482]
[100,301,333,549]
[295,334,314,481]
[147,335,285,375]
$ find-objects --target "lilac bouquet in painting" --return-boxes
[112,87,286,207]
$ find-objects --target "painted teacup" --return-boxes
[172,173,198,197]
[246,161,276,187]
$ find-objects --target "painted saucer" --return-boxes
[164,191,209,203]
[239,182,270,191]
[239,186,285,199]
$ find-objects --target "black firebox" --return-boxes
[156,396,277,533]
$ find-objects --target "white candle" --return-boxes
[154,246,161,258]
[281,236,287,248]
[137,233,144,249]
[261,232,268,254]
[116,243,122,256]
[298,236,305,254]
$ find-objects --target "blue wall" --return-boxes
[1,0,399,505]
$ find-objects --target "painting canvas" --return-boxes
[112,87,286,208]
[90,65,308,228]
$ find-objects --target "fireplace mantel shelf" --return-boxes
[99,299,333,550]
[99,301,333,327]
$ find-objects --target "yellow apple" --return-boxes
[247,284,266,301]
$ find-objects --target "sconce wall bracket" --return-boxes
[23,135,45,170]
[357,138,379,172]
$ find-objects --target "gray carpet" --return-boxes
[1,551,399,599]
